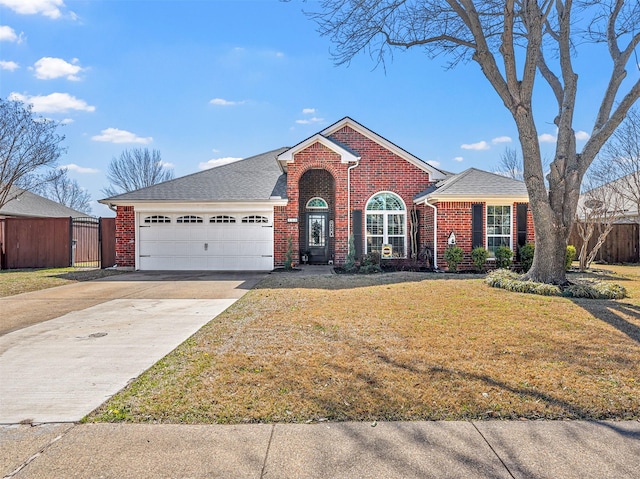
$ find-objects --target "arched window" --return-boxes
[365,192,406,258]
[242,215,269,224]
[176,215,203,224]
[306,197,328,210]
[210,215,236,223]
[144,215,171,224]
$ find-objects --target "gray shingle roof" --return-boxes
[0,186,91,218]
[416,168,529,201]
[100,148,289,203]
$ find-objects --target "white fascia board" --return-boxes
[321,118,447,181]
[111,200,287,213]
[420,195,529,204]
[277,133,359,165]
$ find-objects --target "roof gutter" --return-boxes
[347,158,361,247]
[423,201,438,269]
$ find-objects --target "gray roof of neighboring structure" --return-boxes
[0,186,92,218]
[415,168,529,202]
[100,148,289,203]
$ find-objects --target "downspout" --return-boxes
[424,200,438,269]
[347,159,361,247]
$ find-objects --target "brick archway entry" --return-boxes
[298,169,336,264]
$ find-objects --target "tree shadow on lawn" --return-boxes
[259,271,485,291]
[571,298,640,345]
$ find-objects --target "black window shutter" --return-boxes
[516,203,528,259]
[352,210,363,260]
[471,204,484,249]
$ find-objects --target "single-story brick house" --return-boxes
[100,117,533,271]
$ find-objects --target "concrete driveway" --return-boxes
[0,271,265,424]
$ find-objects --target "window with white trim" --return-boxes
[242,215,269,224]
[365,192,406,258]
[486,205,512,254]
[210,215,236,223]
[306,197,328,210]
[144,215,171,224]
[176,215,203,224]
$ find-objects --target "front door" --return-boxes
[306,212,328,263]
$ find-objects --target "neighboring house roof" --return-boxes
[0,186,91,218]
[578,173,640,222]
[277,117,448,180]
[100,148,289,205]
[414,168,529,203]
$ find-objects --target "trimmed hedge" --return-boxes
[485,269,627,299]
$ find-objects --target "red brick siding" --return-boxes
[274,126,436,266]
[298,169,335,261]
[115,205,135,268]
[435,201,535,271]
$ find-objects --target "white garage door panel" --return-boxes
[138,214,274,271]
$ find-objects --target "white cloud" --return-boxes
[159,160,174,169]
[209,97,245,106]
[91,128,152,144]
[61,163,100,174]
[302,108,316,114]
[0,0,67,19]
[492,136,512,144]
[0,60,19,71]
[0,25,23,42]
[575,130,590,141]
[461,140,490,151]
[59,118,73,124]
[8,92,95,113]
[295,117,324,125]
[34,57,84,81]
[453,156,464,162]
[199,157,243,170]
[427,160,441,167]
[538,133,557,143]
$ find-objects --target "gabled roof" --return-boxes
[414,168,529,203]
[277,117,447,180]
[100,148,289,205]
[0,186,91,218]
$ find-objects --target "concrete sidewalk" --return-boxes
[1,420,639,478]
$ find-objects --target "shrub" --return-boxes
[519,243,535,272]
[344,234,358,273]
[485,269,627,299]
[471,247,489,272]
[494,246,513,269]
[444,246,464,272]
[566,245,577,270]
[284,236,293,270]
[359,251,382,274]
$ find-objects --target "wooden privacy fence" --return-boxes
[0,217,116,270]
[568,222,639,264]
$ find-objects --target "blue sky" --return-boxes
[1,0,636,217]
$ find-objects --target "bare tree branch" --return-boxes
[102,148,174,197]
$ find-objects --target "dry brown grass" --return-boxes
[0,267,126,297]
[89,267,640,424]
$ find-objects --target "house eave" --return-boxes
[416,195,530,204]
[277,134,360,172]
[321,117,448,180]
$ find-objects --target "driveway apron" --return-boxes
[0,271,264,424]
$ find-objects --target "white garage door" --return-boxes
[138,213,274,271]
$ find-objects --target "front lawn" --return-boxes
[88,266,640,423]
[0,267,126,297]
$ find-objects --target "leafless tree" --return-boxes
[575,171,625,270]
[495,147,523,180]
[35,168,92,214]
[102,148,174,197]
[0,97,66,210]
[308,0,640,285]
